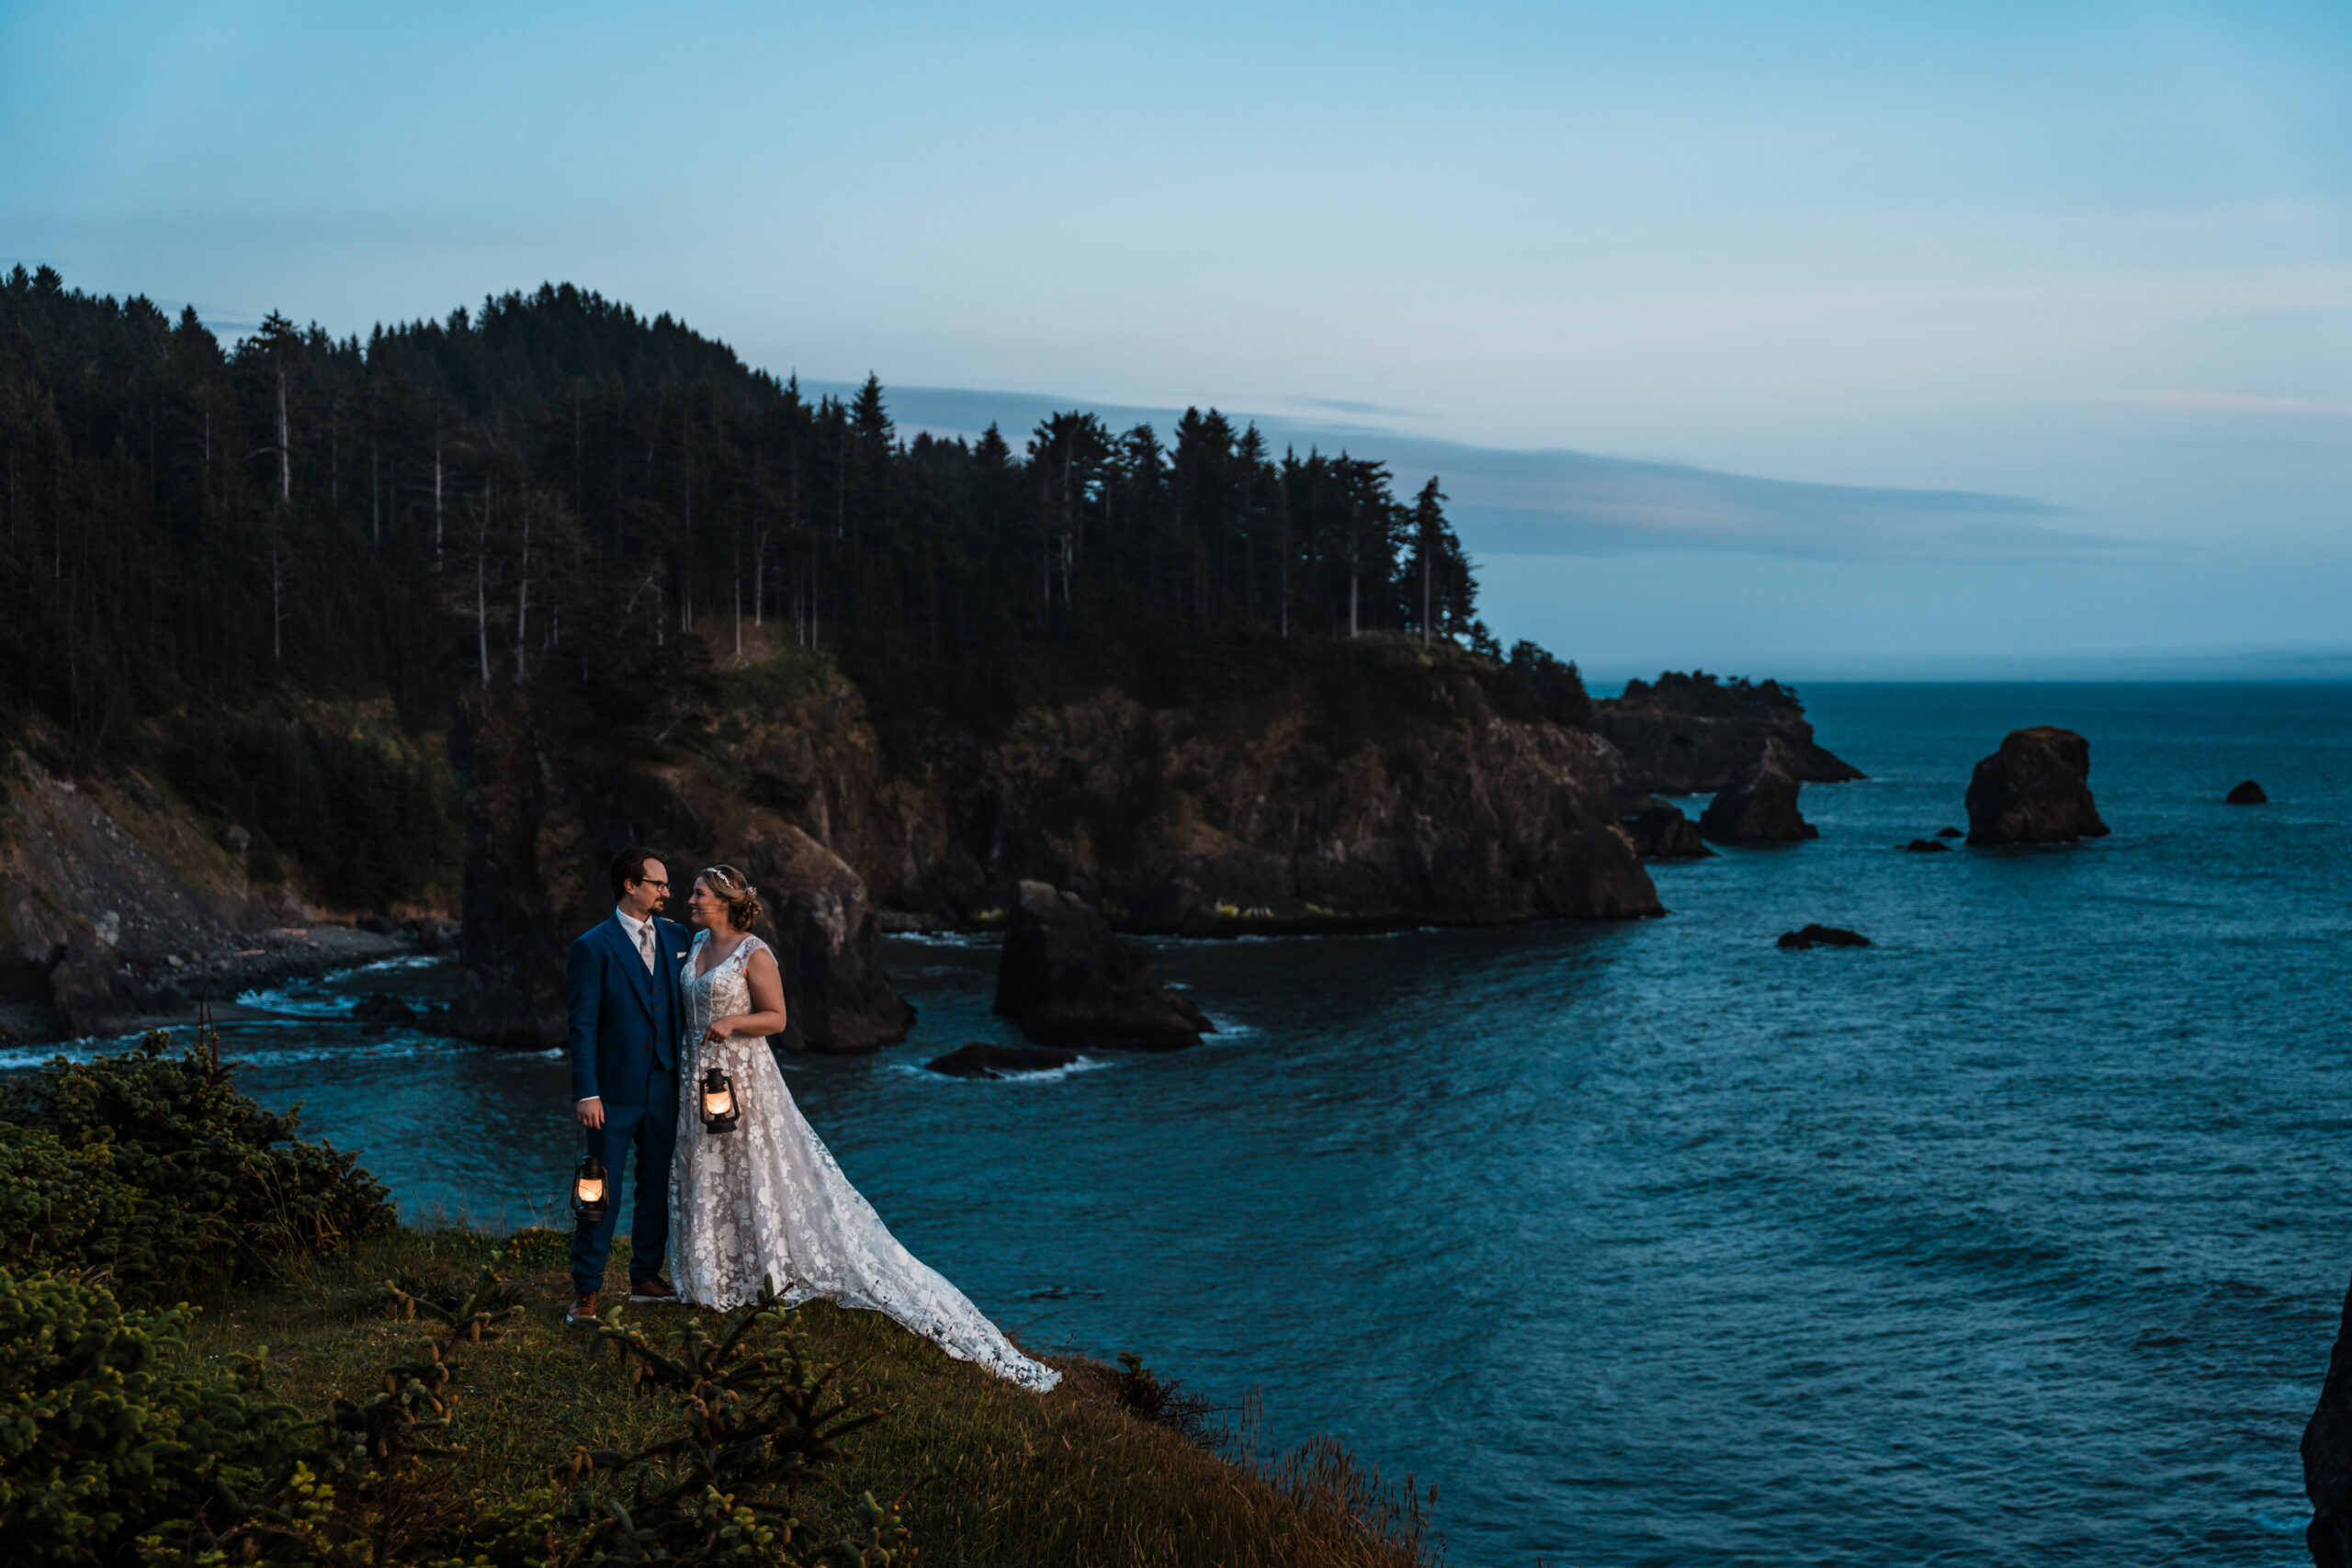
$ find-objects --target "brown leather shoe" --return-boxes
[566,1290,600,1325]
[628,1276,678,1304]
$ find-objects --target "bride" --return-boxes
[666,864,1059,1392]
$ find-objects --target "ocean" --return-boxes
[20,682,2350,1565]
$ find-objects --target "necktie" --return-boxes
[639,923,657,974]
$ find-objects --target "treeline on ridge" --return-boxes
[0,265,1587,905]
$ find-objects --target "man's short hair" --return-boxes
[610,846,664,901]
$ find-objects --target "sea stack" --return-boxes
[1699,739,1818,844]
[2304,1269,2352,1563]
[1618,798,1715,860]
[2226,780,2267,806]
[1963,727,2110,846]
[995,881,1215,1050]
[1777,924,1871,949]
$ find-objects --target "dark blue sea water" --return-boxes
[17,683,2350,1565]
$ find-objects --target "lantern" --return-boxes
[700,1066,741,1134]
[571,1156,609,1221]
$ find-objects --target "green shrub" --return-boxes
[129,1269,909,1568]
[0,1270,302,1568]
[0,1127,147,1283]
[0,1032,394,1303]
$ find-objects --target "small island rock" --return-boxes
[995,881,1215,1050]
[1699,739,1818,844]
[1618,799,1715,860]
[1936,826,1962,839]
[1964,727,2110,846]
[2226,780,2267,806]
[2303,1268,2352,1562]
[1903,839,1951,853]
[925,1041,1081,1079]
[1777,924,1871,949]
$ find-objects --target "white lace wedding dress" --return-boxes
[667,931,1059,1392]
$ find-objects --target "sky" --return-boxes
[5,0,2349,678]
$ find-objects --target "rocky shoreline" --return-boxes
[0,660,1883,1048]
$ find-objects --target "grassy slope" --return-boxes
[185,1226,1435,1568]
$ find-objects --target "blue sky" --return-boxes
[6,0,2349,676]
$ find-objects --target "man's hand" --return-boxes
[576,1097,605,1130]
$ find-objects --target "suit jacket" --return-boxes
[567,911,690,1105]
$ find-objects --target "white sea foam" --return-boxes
[884,1054,1115,1085]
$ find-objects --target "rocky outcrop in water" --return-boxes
[2303,1270,2352,1565]
[994,881,1213,1050]
[925,1041,1082,1078]
[447,697,913,1053]
[2227,780,2268,806]
[1618,799,1714,860]
[758,825,919,1054]
[1698,740,1818,844]
[973,669,1661,935]
[1903,839,1951,854]
[1964,728,2110,846]
[1777,924,1871,949]
[1594,671,1862,795]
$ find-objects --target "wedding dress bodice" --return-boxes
[667,931,1057,1392]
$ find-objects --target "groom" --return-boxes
[566,846,691,1324]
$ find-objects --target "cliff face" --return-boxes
[447,695,915,1053]
[0,757,313,1038]
[970,687,1660,933]
[1595,675,1861,795]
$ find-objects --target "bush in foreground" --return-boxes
[0,1032,394,1303]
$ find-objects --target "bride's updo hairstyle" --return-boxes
[698,864,763,931]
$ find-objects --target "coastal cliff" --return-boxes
[0,745,432,1039]
[1595,670,1861,795]
[971,672,1659,933]
[447,635,1658,1029]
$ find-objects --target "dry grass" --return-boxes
[179,1227,1441,1568]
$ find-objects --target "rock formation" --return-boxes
[2304,1269,2352,1564]
[1618,799,1715,860]
[1963,728,2110,846]
[925,1041,1081,1078]
[758,825,920,1054]
[994,881,1213,1050]
[1698,740,1818,844]
[0,757,339,1037]
[1936,826,1963,839]
[1777,924,1871,949]
[2226,780,2268,806]
[1903,839,1951,853]
[1594,671,1863,795]
[447,698,913,1053]
[972,676,1662,935]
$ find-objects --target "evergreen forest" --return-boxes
[0,265,1581,908]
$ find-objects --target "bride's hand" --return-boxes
[702,1016,739,1046]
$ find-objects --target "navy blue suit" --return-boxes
[568,910,690,1295]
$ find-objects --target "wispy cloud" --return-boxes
[1419,446,2109,565]
[824,379,2102,566]
[2089,389,2352,419]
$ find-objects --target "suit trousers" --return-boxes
[571,1065,678,1295]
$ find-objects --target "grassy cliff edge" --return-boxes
[184,1226,1435,1566]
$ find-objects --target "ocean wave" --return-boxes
[884,1055,1115,1085]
